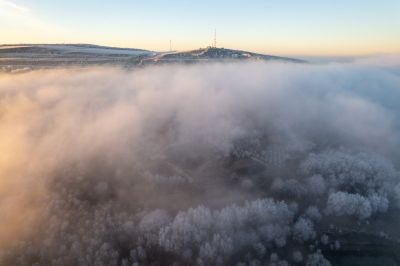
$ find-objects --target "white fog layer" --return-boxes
[0,58,400,265]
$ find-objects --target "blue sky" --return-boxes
[1,0,399,56]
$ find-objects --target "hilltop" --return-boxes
[145,46,304,64]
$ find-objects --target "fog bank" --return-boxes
[0,58,400,265]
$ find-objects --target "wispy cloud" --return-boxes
[0,0,29,12]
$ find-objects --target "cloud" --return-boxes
[0,1,68,44]
[0,58,400,265]
[0,0,29,12]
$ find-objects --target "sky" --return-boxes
[0,0,399,56]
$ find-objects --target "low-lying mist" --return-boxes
[1,58,400,265]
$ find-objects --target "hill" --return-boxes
[0,44,304,72]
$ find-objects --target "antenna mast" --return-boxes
[214,29,217,48]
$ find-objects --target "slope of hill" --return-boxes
[0,44,154,56]
[0,44,155,72]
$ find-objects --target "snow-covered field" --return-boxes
[38,44,155,56]
[0,44,155,56]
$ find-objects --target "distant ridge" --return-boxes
[0,44,305,72]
